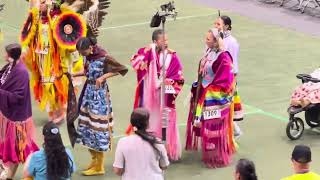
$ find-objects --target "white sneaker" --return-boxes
[0,163,8,180]
[234,132,242,141]
[233,122,242,140]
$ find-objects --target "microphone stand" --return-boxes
[159,15,168,143]
[150,1,177,144]
[157,11,177,143]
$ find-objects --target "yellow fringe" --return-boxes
[228,102,237,153]
[72,57,84,73]
[20,8,38,47]
[23,8,83,113]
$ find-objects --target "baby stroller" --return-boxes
[286,74,320,140]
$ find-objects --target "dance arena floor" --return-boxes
[1,0,320,179]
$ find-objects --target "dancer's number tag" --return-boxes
[203,108,221,120]
[35,48,48,55]
[165,85,176,94]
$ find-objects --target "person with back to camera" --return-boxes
[281,145,320,180]
[23,121,76,180]
[234,159,258,180]
[113,108,170,180]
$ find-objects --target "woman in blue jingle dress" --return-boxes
[74,37,127,176]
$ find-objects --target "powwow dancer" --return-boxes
[75,37,128,176]
[126,29,184,161]
[0,43,39,179]
[185,28,236,168]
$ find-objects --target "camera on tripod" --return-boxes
[150,1,177,28]
[160,1,175,12]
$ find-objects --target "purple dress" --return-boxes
[0,61,39,164]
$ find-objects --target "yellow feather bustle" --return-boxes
[20,8,38,47]
[52,10,87,51]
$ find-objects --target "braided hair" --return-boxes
[130,108,162,157]
[0,43,21,80]
[220,15,232,30]
[5,43,21,67]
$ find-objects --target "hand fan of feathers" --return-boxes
[62,0,110,38]
[21,1,87,49]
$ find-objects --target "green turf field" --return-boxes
[1,0,320,179]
